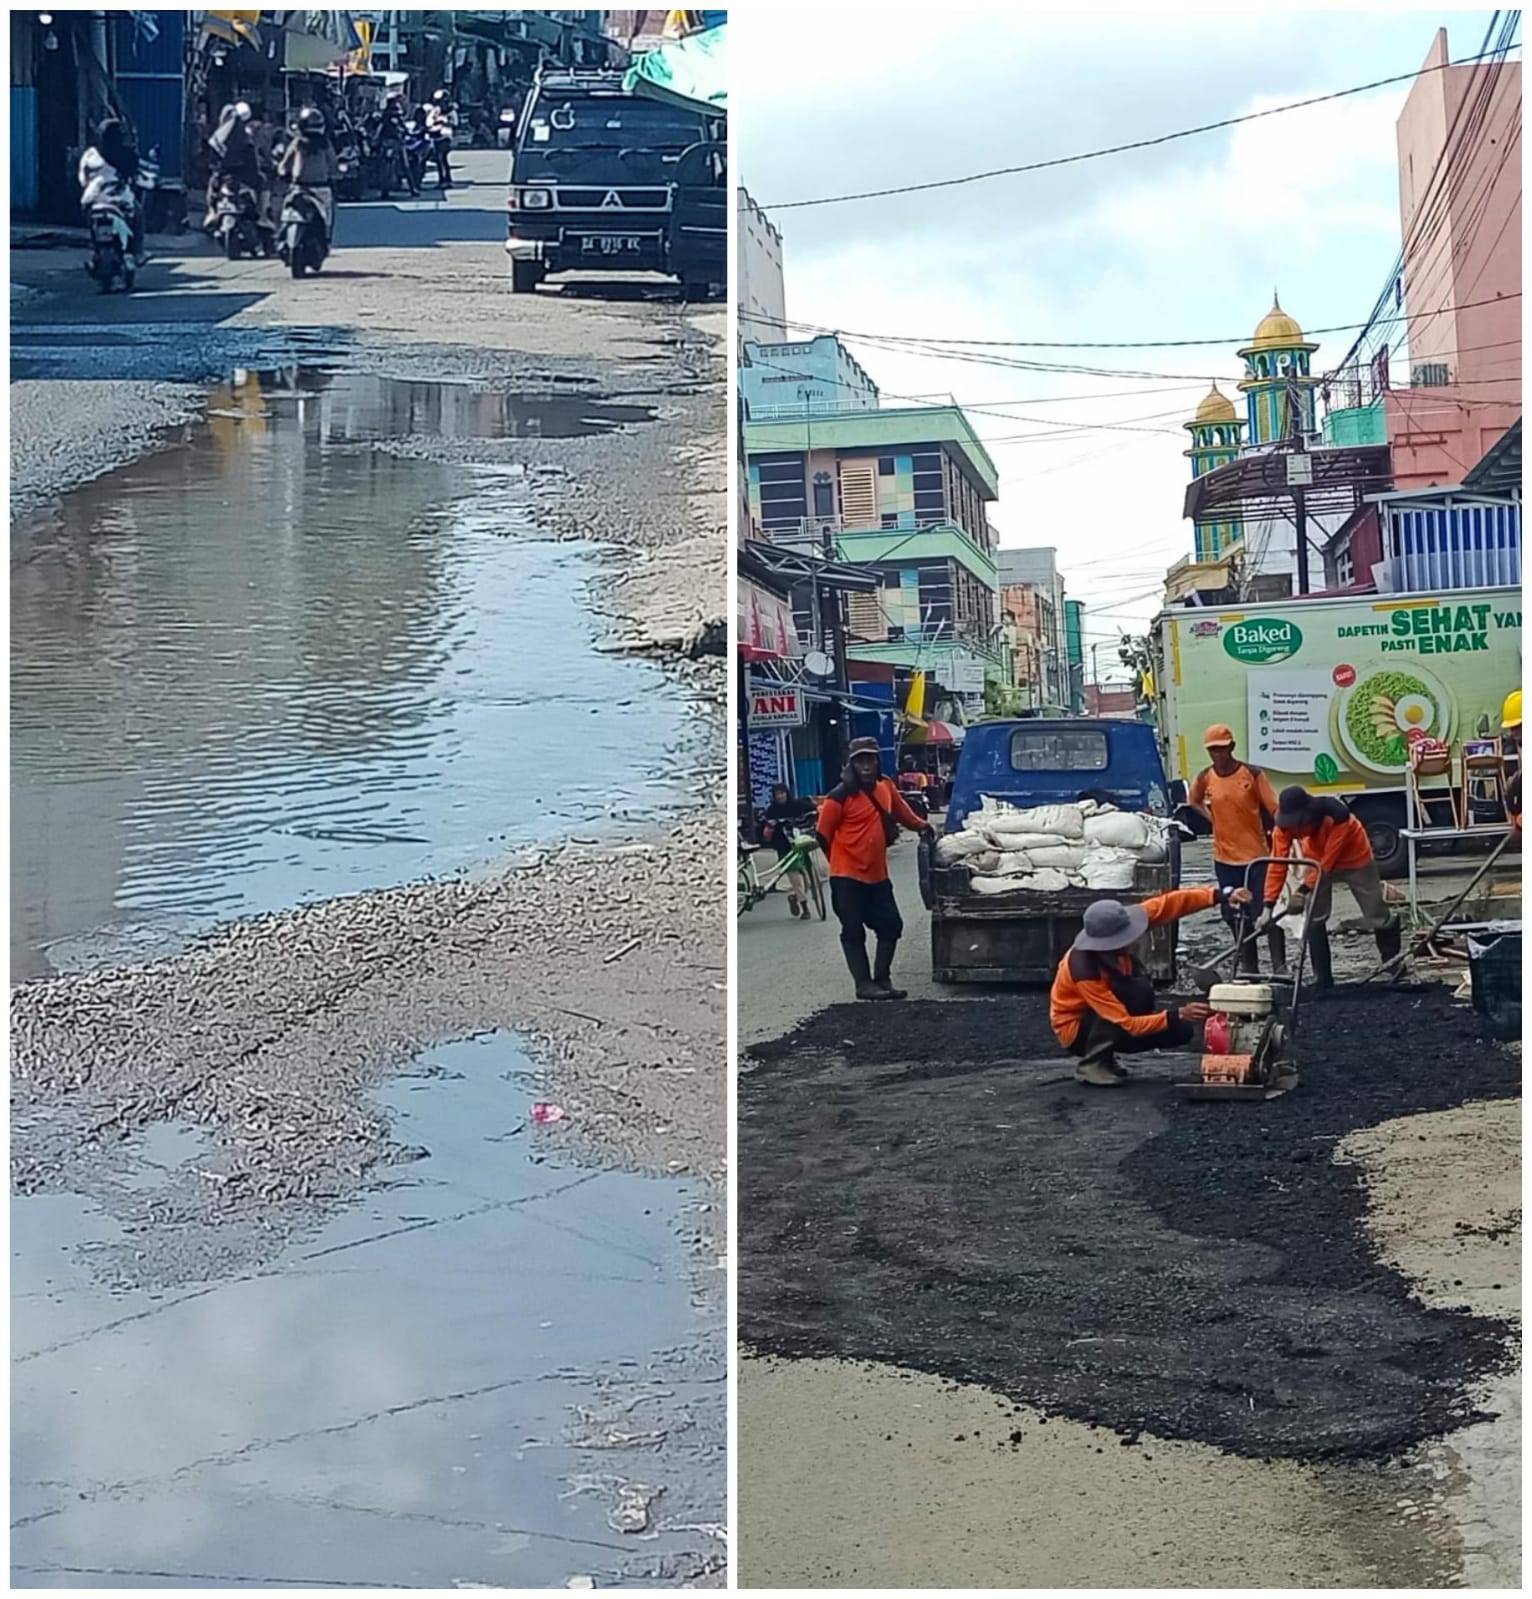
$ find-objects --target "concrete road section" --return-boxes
[12,152,726,1588]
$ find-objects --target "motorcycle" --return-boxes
[212,175,270,259]
[333,135,364,203]
[402,119,428,196]
[82,175,137,294]
[278,186,330,278]
[368,130,406,200]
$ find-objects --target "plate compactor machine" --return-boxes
[1175,859,1321,1102]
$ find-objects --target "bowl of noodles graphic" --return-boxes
[1333,664,1454,775]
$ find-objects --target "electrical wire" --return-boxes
[754,43,1521,211]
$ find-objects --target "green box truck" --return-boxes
[1152,586,1522,873]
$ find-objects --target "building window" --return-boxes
[878,456,895,476]
[812,472,834,518]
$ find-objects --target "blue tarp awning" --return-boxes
[623,22,726,113]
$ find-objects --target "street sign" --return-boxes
[1286,453,1314,486]
[749,685,806,729]
[948,658,986,693]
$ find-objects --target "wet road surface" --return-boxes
[12,369,700,981]
[13,1033,721,1589]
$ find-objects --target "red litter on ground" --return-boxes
[532,1102,567,1125]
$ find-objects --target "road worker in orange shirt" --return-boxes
[816,737,932,1000]
[1186,724,1286,977]
[1050,882,1252,1086]
[1261,785,1401,988]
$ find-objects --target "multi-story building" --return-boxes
[740,333,878,419]
[1063,598,1086,712]
[1000,582,1051,709]
[996,548,1070,707]
[1389,27,1520,490]
[743,402,1003,697]
[736,188,786,355]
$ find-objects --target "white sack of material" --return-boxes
[1081,852,1137,890]
[981,829,1067,854]
[998,803,1086,839]
[1027,843,1088,870]
[1135,819,1171,863]
[970,874,1025,895]
[936,830,992,864]
[1084,811,1151,851]
[991,850,1034,876]
[966,851,1002,874]
[1021,867,1074,893]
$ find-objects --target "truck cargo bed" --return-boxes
[930,862,1177,986]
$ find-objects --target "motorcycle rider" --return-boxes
[277,107,337,247]
[206,101,268,237]
[425,89,454,189]
[78,117,145,266]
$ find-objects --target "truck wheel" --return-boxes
[511,260,540,294]
[1353,803,1407,878]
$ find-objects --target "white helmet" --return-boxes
[235,101,252,121]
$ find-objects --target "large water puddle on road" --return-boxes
[12,1031,722,1589]
[11,370,703,980]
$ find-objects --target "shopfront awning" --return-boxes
[623,21,726,112]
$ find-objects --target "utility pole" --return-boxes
[1286,376,1312,596]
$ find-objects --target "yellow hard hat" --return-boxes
[1503,688,1522,733]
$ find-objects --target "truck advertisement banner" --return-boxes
[1162,590,1522,791]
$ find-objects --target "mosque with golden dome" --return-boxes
[1182,294,1324,571]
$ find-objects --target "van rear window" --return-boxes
[1009,728,1109,771]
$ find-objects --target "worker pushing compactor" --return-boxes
[1260,786,1401,987]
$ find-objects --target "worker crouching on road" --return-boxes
[1262,786,1401,988]
[816,736,932,1000]
[1051,884,1250,1086]
[1187,723,1287,977]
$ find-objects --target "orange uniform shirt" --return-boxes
[1049,886,1217,1047]
[1263,812,1374,903]
[816,777,925,883]
[1187,762,1279,866]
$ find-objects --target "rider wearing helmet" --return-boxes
[425,88,454,189]
[277,106,337,239]
[80,117,145,265]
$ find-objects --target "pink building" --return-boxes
[1387,28,1521,490]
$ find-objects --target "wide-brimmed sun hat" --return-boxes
[1073,898,1150,952]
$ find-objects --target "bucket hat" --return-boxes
[1072,898,1150,952]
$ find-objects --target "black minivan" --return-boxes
[505,69,724,294]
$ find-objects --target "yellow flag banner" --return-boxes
[349,19,374,75]
[905,669,927,723]
[207,10,261,47]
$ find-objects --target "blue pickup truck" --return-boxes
[921,718,1182,985]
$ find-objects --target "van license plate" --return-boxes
[582,235,640,254]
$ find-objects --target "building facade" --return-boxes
[1183,385,1244,563]
[743,404,1004,697]
[1388,27,1521,490]
[996,548,1070,707]
[740,333,879,420]
[736,188,786,354]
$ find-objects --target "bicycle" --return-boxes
[738,828,827,920]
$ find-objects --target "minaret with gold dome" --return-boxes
[1184,383,1244,562]
[1237,294,1321,445]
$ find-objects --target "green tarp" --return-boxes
[623,23,726,114]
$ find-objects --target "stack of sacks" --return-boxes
[933,797,1171,895]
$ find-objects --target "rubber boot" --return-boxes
[873,937,907,999]
[845,939,890,1001]
[1305,925,1335,989]
[1266,926,1289,979]
[1374,921,1403,967]
[1237,932,1261,976]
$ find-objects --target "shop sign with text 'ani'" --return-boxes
[750,685,806,729]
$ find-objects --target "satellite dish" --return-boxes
[804,650,834,677]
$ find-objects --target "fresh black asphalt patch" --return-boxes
[740,986,1520,1461]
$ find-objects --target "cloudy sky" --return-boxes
[734,6,1505,661]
